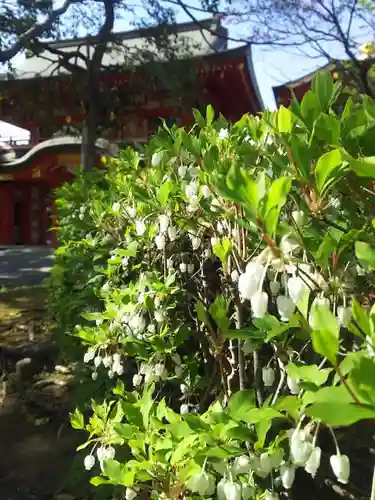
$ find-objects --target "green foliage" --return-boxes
[50,76,375,500]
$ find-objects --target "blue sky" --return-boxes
[0,1,369,138]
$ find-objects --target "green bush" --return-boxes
[51,73,375,500]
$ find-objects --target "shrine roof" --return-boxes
[4,17,229,80]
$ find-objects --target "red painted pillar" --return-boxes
[0,183,15,245]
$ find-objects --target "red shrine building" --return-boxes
[0,17,263,247]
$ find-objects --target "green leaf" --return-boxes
[242,407,284,424]
[355,241,375,270]
[196,300,210,327]
[312,72,333,110]
[311,304,339,364]
[171,434,198,464]
[199,445,242,459]
[314,114,340,145]
[114,423,135,440]
[228,390,256,421]
[226,164,258,211]
[301,90,321,126]
[206,104,215,126]
[141,383,155,429]
[349,357,375,405]
[90,476,111,486]
[102,459,131,485]
[306,402,375,427]
[315,149,343,195]
[70,408,84,429]
[286,363,332,386]
[263,177,292,237]
[348,156,375,177]
[157,180,173,207]
[212,239,232,271]
[277,105,293,133]
[352,299,371,336]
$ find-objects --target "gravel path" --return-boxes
[0,246,54,287]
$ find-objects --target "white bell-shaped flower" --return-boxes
[262,367,275,387]
[287,375,300,395]
[201,185,211,198]
[232,455,251,475]
[241,484,255,500]
[276,295,295,321]
[168,225,177,241]
[305,446,321,477]
[180,403,189,414]
[92,371,98,381]
[330,454,350,484]
[259,453,273,475]
[112,202,121,212]
[180,383,189,394]
[151,152,162,167]
[187,195,200,213]
[135,220,146,236]
[251,291,268,318]
[155,234,166,250]
[191,236,201,250]
[125,487,137,500]
[287,276,307,304]
[309,296,330,329]
[222,480,242,500]
[265,492,279,500]
[154,310,167,323]
[133,373,143,387]
[126,207,137,218]
[185,181,198,199]
[280,463,295,489]
[238,262,264,300]
[187,471,216,495]
[242,340,254,354]
[84,349,95,363]
[219,128,229,140]
[94,356,102,368]
[231,270,239,282]
[84,454,95,470]
[178,165,187,177]
[337,306,352,326]
[187,263,195,274]
[290,428,313,466]
[158,215,170,233]
[180,262,188,273]
[102,355,112,368]
[292,210,306,226]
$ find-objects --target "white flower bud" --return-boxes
[187,263,195,274]
[204,248,212,259]
[185,181,198,199]
[305,446,321,477]
[337,306,352,326]
[178,165,187,177]
[191,236,201,250]
[171,352,181,365]
[84,454,95,470]
[238,261,264,300]
[262,367,275,387]
[154,310,166,323]
[158,214,170,233]
[292,210,306,226]
[84,349,95,363]
[108,369,114,379]
[280,463,295,489]
[251,291,268,318]
[270,281,280,296]
[151,152,162,167]
[242,340,254,354]
[222,480,241,500]
[287,375,300,395]
[166,258,174,270]
[154,363,166,378]
[290,429,313,466]
[188,166,198,177]
[102,355,112,368]
[219,128,229,140]
[135,220,146,236]
[260,453,273,475]
[180,403,189,414]
[180,262,188,273]
[126,207,137,218]
[309,296,330,329]
[201,185,211,198]
[231,270,239,282]
[112,202,121,212]
[330,454,350,484]
[155,234,166,250]
[180,383,189,394]
[265,492,279,500]
[287,276,307,304]
[104,446,115,460]
[91,371,98,381]
[187,471,215,495]
[125,487,138,500]
[133,373,143,387]
[241,484,255,500]
[277,295,295,322]
[168,225,177,241]
[187,195,199,212]
[233,455,251,475]
[94,356,102,368]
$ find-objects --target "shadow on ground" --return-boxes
[0,246,53,287]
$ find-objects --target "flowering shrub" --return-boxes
[51,72,375,500]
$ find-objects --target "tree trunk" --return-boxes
[81,98,97,171]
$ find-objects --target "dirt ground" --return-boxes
[0,285,82,500]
